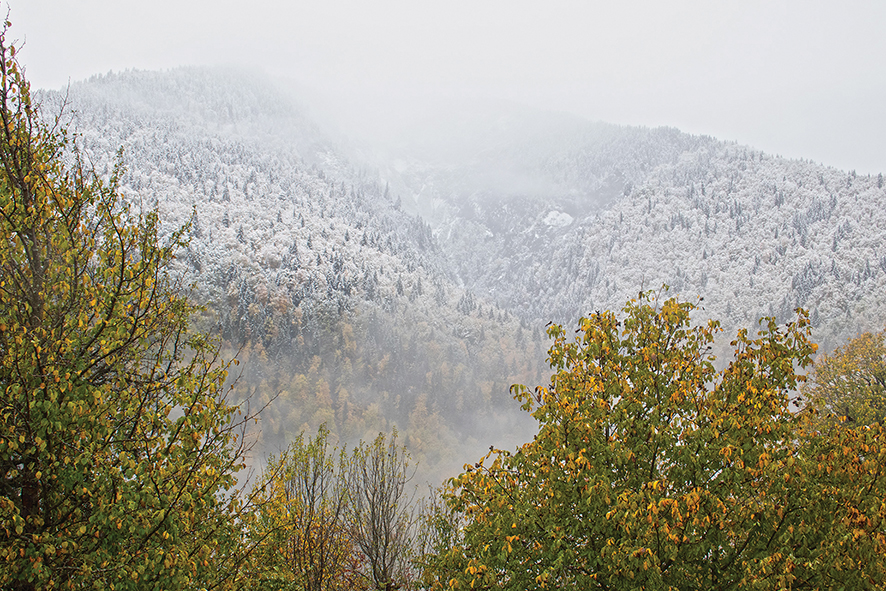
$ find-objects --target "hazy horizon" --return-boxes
[11,0,886,175]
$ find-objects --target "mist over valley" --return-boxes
[38,67,886,479]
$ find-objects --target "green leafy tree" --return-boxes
[251,428,422,591]
[413,486,462,587]
[420,293,886,590]
[807,329,886,426]
[0,25,253,590]
[249,426,357,591]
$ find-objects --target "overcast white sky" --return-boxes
[10,0,886,174]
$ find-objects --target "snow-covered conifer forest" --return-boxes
[40,67,886,475]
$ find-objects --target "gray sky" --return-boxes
[10,0,886,174]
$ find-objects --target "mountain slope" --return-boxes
[376,102,886,348]
[37,67,886,472]
[40,70,548,475]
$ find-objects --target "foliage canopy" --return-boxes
[0,24,252,590]
[249,427,418,591]
[421,293,886,590]
[249,426,355,591]
[807,328,886,427]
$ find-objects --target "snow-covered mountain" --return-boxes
[370,100,886,350]
[39,69,549,475]
[36,67,886,470]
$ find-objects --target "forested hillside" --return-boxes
[37,66,886,468]
[9,53,886,590]
[380,106,886,349]
[40,69,548,473]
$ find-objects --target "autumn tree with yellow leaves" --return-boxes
[248,426,357,591]
[248,428,419,591]
[420,293,886,590]
[0,23,256,590]
[807,329,886,427]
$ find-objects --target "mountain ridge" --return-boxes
[33,67,886,472]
